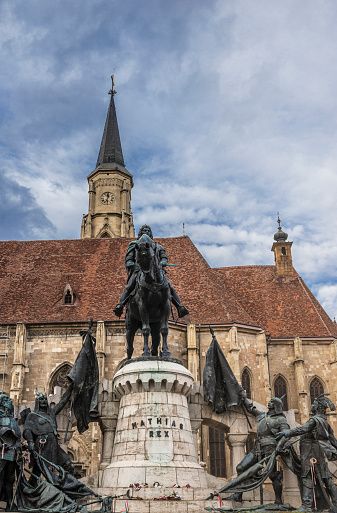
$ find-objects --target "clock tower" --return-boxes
[81,77,135,239]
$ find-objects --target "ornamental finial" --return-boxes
[109,74,117,96]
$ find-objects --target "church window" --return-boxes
[209,425,227,478]
[63,284,75,305]
[49,363,72,394]
[274,375,289,410]
[310,376,324,404]
[241,367,252,399]
[64,290,73,304]
[100,232,111,238]
[281,246,287,255]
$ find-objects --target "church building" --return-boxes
[0,80,336,482]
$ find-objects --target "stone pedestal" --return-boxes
[100,358,207,489]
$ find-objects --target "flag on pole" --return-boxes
[203,327,242,413]
[67,322,99,433]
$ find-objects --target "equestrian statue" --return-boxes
[114,224,189,358]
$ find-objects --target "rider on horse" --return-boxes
[114,224,189,319]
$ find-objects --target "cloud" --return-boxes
[1,0,337,319]
[316,284,337,320]
[0,174,55,240]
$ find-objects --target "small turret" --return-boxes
[271,215,294,276]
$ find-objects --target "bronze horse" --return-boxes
[125,234,171,359]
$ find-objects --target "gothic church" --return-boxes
[0,81,336,482]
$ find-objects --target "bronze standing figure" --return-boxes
[0,393,21,511]
[226,392,290,505]
[23,390,73,483]
[278,395,337,512]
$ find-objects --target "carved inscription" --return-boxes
[131,417,184,438]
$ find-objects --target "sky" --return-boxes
[1,0,337,318]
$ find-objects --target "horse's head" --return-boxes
[136,234,155,273]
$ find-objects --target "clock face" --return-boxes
[101,191,114,205]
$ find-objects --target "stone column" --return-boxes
[130,213,135,238]
[190,419,202,460]
[100,420,117,468]
[256,331,271,403]
[330,339,337,367]
[10,323,27,405]
[96,321,106,380]
[85,213,92,238]
[227,326,240,381]
[99,393,120,470]
[227,433,248,477]
[293,337,309,422]
[187,323,198,381]
[282,463,301,507]
[88,180,95,214]
[120,211,127,237]
[121,180,128,212]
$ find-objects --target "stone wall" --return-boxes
[268,337,337,431]
[1,320,336,478]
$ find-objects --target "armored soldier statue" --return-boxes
[114,224,189,318]
[0,393,21,511]
[227,392,290,505]
[23,389,73,480]
[278,395,337,512]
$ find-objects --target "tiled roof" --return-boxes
[1,237,334,338]
[0,237,253,326]
[215,265,337,338]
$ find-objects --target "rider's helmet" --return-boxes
[0,393,14,417]
[138,225,153,239]
[34,392,50,413]
[311,394,336,415]
[268,397,284,414]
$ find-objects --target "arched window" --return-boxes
[63,284,75,305]
[209,425,227,478]
[64,290,73,304]
[100,232,111,238]
[49,363,72,394]
[274,375,289,411]
[241,367,252,399]
[310,376,324,404]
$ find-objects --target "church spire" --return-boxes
[96,75,125,167]
[81,77,135,240]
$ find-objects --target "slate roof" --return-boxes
[0,237,335,339]
[96,79,125,168]
[215,265,337,338]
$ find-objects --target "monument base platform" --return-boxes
[95,486,278,512]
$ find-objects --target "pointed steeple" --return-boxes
[81,77,135,239]
[96,75,125,167]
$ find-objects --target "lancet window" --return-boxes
[241,367,252,399]
[309,376,324,404]
[274,375,289,411]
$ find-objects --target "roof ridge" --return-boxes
[215,264,275,271]
[297,275,336,337]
